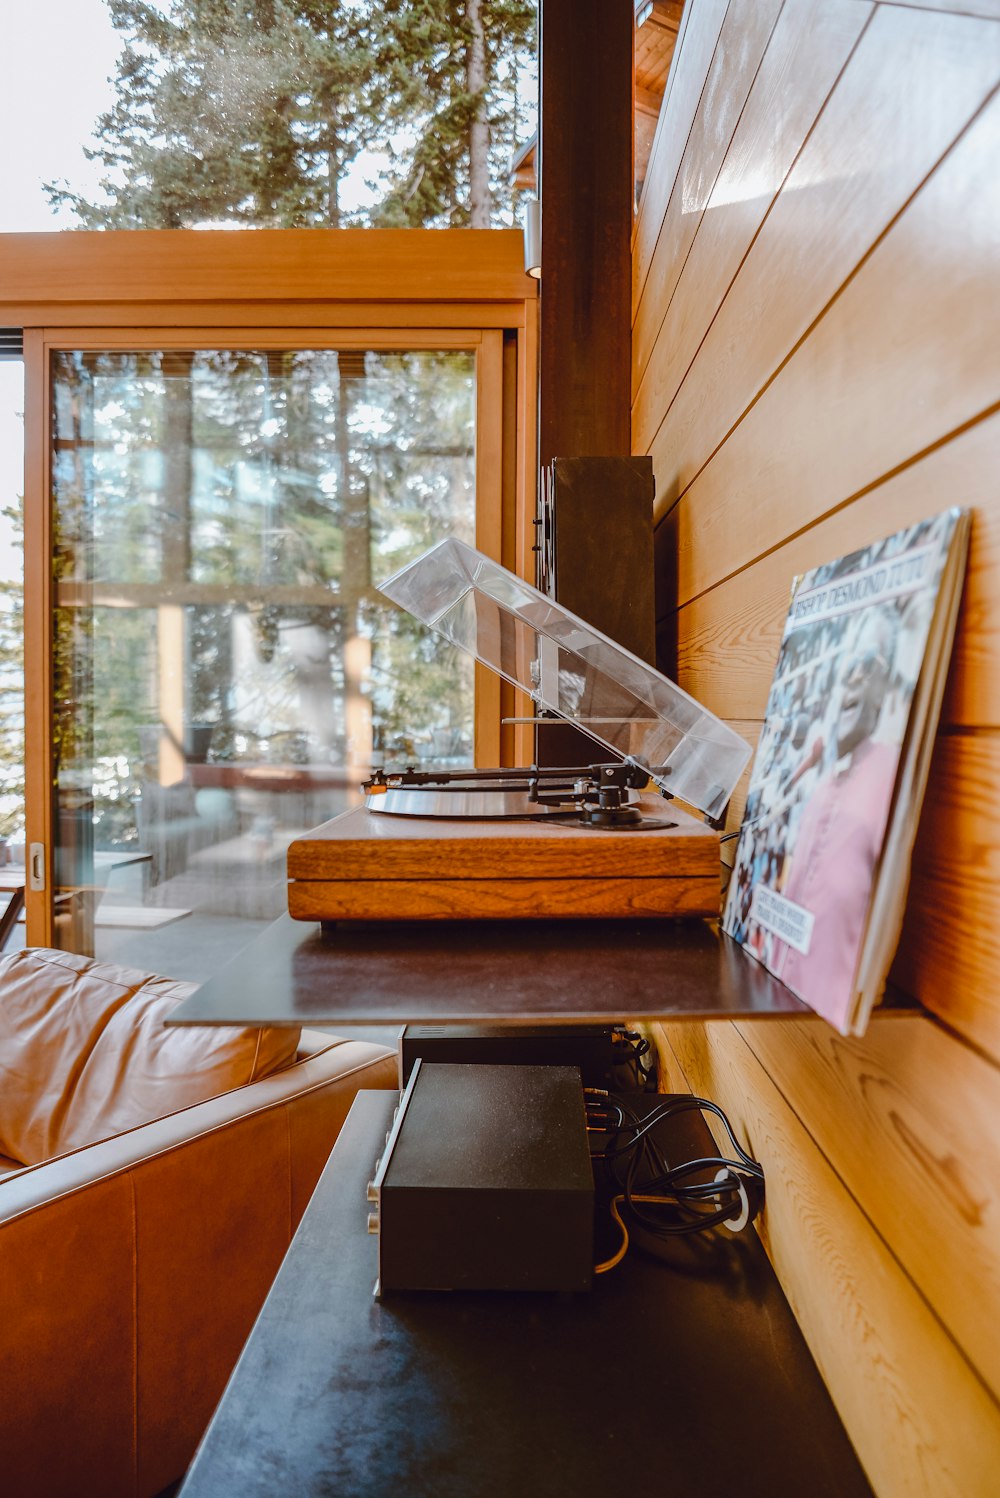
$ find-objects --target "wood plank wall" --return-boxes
[631,2,1000,1493]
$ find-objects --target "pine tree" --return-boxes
[45,0,536,230]
[40,1,532,866]
[46,0,396,228]
[373,0,536,228]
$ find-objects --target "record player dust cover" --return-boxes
[722,508,969,1035]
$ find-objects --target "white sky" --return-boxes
[0,0,399,235]
[0,0,383,583]
[1,3,122,235]
[0,1,533,585]
[1,0,124,583]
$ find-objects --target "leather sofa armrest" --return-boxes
[0,1033,397,1225]
[0,1035,398,1498]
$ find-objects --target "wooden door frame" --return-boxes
[3,229,537,946]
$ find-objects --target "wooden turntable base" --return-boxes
[287,798,721,921]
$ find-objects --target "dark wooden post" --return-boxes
[538,0,634,467]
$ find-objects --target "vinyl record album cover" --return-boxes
[722,508,969,1034]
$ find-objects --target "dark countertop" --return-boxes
[167,911,824,1027]
[180,1090,873,1498]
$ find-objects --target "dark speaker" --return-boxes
[536,455,655,766]
[397,1023,620,1088]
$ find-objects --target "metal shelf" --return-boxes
[167,910,828,1028]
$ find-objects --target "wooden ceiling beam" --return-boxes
[636,83,668,119]
[639,1,683,28]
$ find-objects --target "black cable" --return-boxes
[589,1092,764,1269]
[599,1095,764,1178]
[609,1028,659,1093]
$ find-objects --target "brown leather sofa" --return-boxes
[0,1022,398,1498]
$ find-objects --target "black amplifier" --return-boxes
[369,1061,594,1294]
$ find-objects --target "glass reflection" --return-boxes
[51,348,476,972]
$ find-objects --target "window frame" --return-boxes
[3,228,537,945]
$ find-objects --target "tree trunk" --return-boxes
[325,131,341,228]
[159,352,195,787]
[161,354,194,585]
[467,0,490,226]
[336,350,372,768]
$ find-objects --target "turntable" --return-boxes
[287,540,752,922]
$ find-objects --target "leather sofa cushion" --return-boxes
[0,947,300,1165]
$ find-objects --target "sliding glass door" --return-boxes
[44,337,499,974]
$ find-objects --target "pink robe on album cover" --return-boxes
[774,738,899,1028]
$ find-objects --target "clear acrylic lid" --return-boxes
[378,538,751,820]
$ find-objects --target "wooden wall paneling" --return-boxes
[631,0,786,396]
[654,1018,1000,1498]
[672,411,1000,726]
[0,229,532,308]
[712,719,1000,1062]
[632,0,872,445]
[671,82,1000,601]
[651,1019,690,1094]
[641,3,1000,1485]
[634,3,687,203]
[645,6,1000,528]
[893,731,1000,1057]
[732,1011,1000,1401]
[878,0,1000,18]
[632,0,730,304]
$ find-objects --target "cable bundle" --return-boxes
[609,1027,657,1091]
[586,1091,765,1274]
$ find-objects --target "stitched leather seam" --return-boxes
[248,1026,264,1084]
[0,1036,348,1182]
[0,1051,398,1227]
[284,1103,293,1242]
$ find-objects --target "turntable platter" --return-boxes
[365,777,619,820]
[363,762,650,825]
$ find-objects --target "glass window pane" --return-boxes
[0,360,25,951]
[50,347,477,974]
